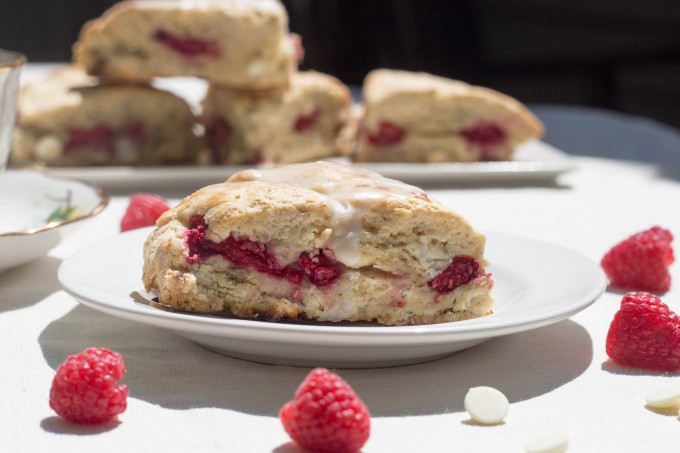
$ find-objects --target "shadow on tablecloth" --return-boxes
[0,256,61,314]
[38,304,592,417]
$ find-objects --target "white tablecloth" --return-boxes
[3,153,680,452]
[4,67,680,451]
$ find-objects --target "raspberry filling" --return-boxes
[184,215,340,287]
[460,121,507,160]
[206,117,233,148]
[63,123,145,154]
[154,29,220,58]
[294,108,320,132]
[298,249,340,286]
[428,256,480,293]
[64,125,114,154]
[126,122,146,146]
[367,121,405,146]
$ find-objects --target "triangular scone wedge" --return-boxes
[11,66,201,167]
[143,161,493,326]
[73,0,296,89]
[201,71,353,165]
[356,69,544,163]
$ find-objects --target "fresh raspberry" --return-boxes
[606,292,680,371]
[367,121,405,146]
[49,347,128,424]
[428,256,480,293]
[601,226,674,293]
[120,193,170,232]
[280,368,370,453]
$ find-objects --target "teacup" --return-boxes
[0,50,26,175]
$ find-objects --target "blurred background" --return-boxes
[2,0,679,129]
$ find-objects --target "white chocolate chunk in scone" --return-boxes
[143,161,494,325]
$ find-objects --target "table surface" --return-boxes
[3,65,680,452]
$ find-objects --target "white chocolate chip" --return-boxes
[115,137,139,163]
[464,386,509,425]
[525,431,569,453]
[34,135,63,162]
[646,381,680,409]
[247,61,266,77]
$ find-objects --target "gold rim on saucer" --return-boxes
[0,49,26,70]
[0,177,110,238]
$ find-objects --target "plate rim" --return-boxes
[38,140,576,189]
[58,228,606,346]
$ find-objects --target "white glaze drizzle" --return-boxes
[235,161,428,266]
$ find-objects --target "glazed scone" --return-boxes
[355,69,544,163]
[73,0,299,89]
[143,161,494,326]
[11,66,201,167]
[202,71,353,165]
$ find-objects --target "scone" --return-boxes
[142,161,494,326]
[73,0,299,89]
[355,69,544,163]
[202,71,353,165]
[11,66,202,167]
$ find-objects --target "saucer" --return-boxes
[0,170,108,272]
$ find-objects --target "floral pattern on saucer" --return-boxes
[0,170,108,272]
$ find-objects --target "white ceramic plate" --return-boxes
[43,140,575,193]
[0,170,108,272]
[58,227,605,368]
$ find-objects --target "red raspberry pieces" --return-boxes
[205,117,233,148]
[185,216,341,287]
[64,123,145,155]
[154,29,220,58]
[606,292,680,371]
[49,347,128,424]
[367,121,405,146]
[184,215,303,284]
[64,124,115,154]
[298,249,341,286]
[428,256,480,293]
[601,226,674,293]
[460,121,507,152]
[120,193,171,232]
[280,368,371,453]
[294,108,321,132]
[125,122,146,146]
